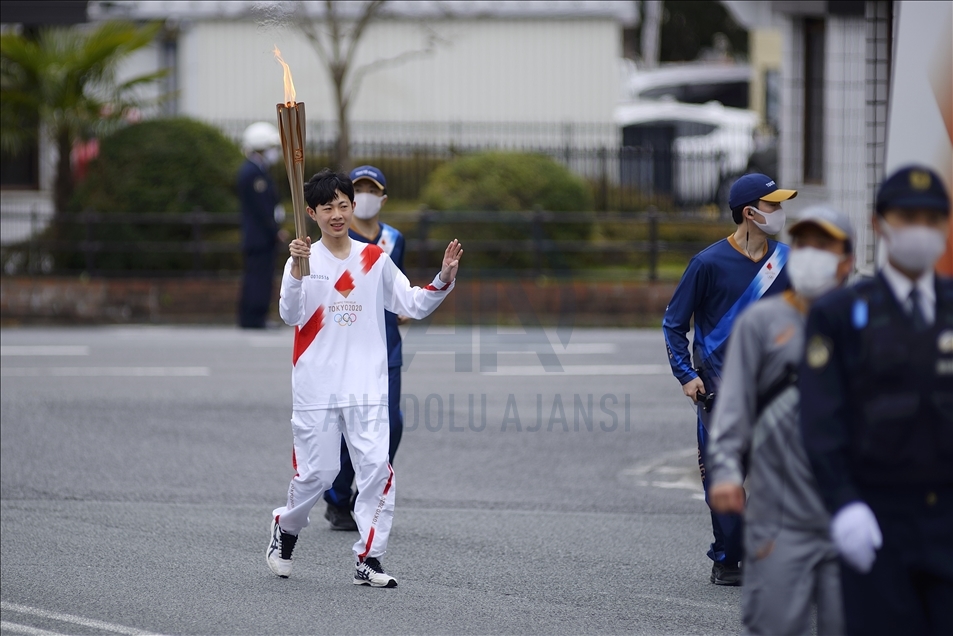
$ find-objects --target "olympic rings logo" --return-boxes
[335,313,358,326]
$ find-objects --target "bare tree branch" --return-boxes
[287,0,451,168]
[325,0,343,71]
[297,20,330,68]
[344,25,447,105]
[343,0,387,68]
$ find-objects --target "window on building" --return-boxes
[0,140,40,190]
[803,19,825,183]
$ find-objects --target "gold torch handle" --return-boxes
[277,102,310,277]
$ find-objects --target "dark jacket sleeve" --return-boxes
[238,162,280,252]
[663,256,706,385]
[799,296,859,514]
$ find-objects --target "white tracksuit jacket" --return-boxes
[279,238,453,410]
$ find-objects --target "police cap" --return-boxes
[876,165,950,216]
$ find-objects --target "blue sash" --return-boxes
[699,243,789,361]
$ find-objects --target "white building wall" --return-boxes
[825,16,868,267]
[177,18,620,146]
[777,11,871,269]
[778,16,802,195]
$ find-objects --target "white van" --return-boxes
[614,99,757,206]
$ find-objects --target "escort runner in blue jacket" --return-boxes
[323,165,408,531]
[662,173,796,585]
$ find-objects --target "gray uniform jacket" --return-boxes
[707,294,829,531]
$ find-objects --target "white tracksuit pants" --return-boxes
[272,405,395,561]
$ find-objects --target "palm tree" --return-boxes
[1,21,167,215]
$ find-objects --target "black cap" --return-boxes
[876,165,950,216]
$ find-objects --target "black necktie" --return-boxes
[908,288,927,330]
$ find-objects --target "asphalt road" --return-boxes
[0,325,740,635]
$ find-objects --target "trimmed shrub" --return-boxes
[422,151,592,215]
[61,118,244,272]
[420,152,594,271]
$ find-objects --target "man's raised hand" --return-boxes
[439,239,463,284]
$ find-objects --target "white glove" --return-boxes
[831,501,883,573]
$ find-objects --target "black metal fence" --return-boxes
[0,209,727,280]
[215,119,771,210]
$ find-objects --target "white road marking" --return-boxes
[0,621,63,636]
[622,448,697,476]
[0,367,210,377]
[622,448,704,498]
[410,343,619,355]
[482,364,669,376]
[0,346,89,356]
[650,476,704,491]
[0,602,163,636]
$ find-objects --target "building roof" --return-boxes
[89,1,638,24]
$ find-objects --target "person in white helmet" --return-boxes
[237,122,287,329]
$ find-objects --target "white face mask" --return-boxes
[879,222,946,274]
[749,207,786,235]
[353,192,383,220]
[787,247,842,299]
[263,147,281,166]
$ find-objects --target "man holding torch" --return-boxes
[266,169,463,587]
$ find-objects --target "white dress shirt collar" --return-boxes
[880,260,936,324]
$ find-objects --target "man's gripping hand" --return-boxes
[289,236,311,280]
[831,501,882,573]
[682,377,705,403]
[439,239,464,284]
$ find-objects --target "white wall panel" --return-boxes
[177,18,619,136]
[825,16,867,265]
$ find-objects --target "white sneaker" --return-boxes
[266,517,296,578]
[353,557,397,588]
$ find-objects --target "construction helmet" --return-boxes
[242,122,280,153]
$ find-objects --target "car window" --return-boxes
[622,121,717,144]
[639,81,749,109]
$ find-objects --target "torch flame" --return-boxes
[273,45,296,105]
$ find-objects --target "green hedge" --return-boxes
[59,118,244,272]
[419,152,593,270]
[422,151,592,215]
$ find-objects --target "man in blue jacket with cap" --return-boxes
[663,173,796,585]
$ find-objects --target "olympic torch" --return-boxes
[274,47,309,276]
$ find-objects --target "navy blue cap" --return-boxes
[349,165,386,190]
[728,173,797,210]
[876,165,950,216]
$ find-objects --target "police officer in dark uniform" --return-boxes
[237,122,286,329]
[800,165,953,636]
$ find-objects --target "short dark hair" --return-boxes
[304,169,354,208]
[731,199,759,224]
